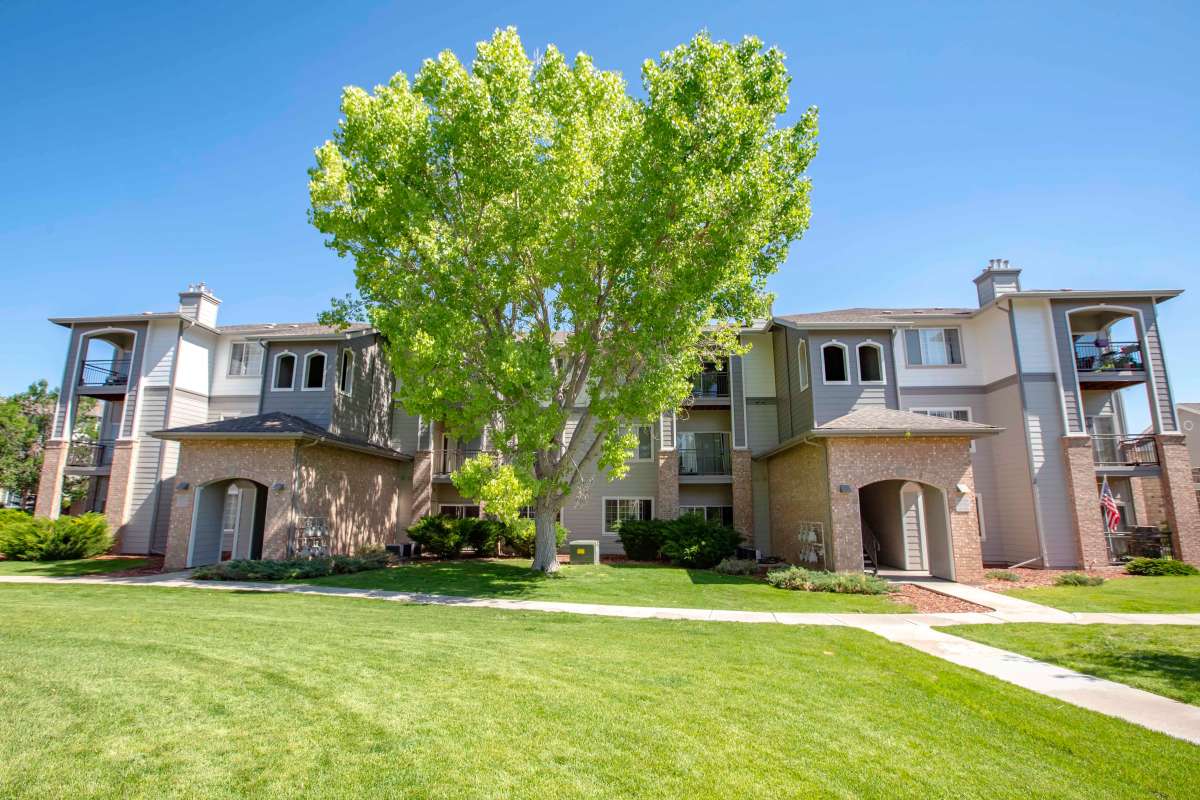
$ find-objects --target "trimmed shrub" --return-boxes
[660,513,741,569]
[713,557,758,576]
[193,550,391,581]
[616,518,671,562]
[0,512,111,561]
[1054,572,1105,587]
[985,569,1021,582]
[457,517,505,556]
[1124,557,1199,577]
[406,515,465,559]
[502,519,568,558]
[765,565,895,595]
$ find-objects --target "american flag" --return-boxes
[1100,478,1121,533]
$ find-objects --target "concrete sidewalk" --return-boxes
[3,572,1199,744]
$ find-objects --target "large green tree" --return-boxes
[0,381,59,508]
[310,28,817,571]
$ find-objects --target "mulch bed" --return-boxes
[94,555,166,577]
[979,565,1129,592]
[888,583,992,613]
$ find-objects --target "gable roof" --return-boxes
[772,308,974,329]
[812,407,1001,437]
[151,412,409,461]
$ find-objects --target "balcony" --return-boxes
[65,440,114,470]
[79,358,132,393]
[690,370,730,403]
[678,447,732,477]
[433,448,496,478]
[1074,341,1145,389]
[1092,434,1159,470]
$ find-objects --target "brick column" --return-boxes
[105,440,138,552]
[946,464,985,583]
[411,450,432,520]
[731,448,754,544]
[1061,435,1107,570]
[1155,434,1200,565]
[656,450,678,520]
[826,484,864,573]
[33,441,69,518]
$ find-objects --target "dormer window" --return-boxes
[272,352,296,390]
[857,342,885,383]
[821,342,849,384]
[338,349,354,395]
[303,352,327,390]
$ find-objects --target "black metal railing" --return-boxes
[79,358,132,388]
[678,448,732,476]
[65,440,114,468]
[434,448,497,475]
[1074,342,1144,373]
[691,371,730,398]
[1091,435,1159,467]
[1105,527,1175,564]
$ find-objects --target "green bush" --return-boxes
[616,518,671,561]
[713,557,758,576]
[406,515,465,559]
[457,517,505,556]
[1054,572,1105,587]
[660,513,741,569]
[985,569,1021,582]
[501,518,567,558]
[0,511,111,561]
[765,565,895,595]
[1124,557,1199,577]
[193,550,391,581]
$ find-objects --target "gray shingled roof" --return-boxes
[151,412,409,460]
[216,322,374,338]
[775,308,974,326]
[812,408,1001,437]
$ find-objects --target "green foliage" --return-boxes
[1124,557,1199,577]
[985,569,1021,582]
[450,454,534,527]
[501,519,568,558]
[0,512,111,561]
[713,557,758,576]
[192,550,391,582]
[309,28,817,571]
[659,513,741,569]
[765,566,895,595]
[1054,572,1105,587]
[456,517,507,556]
[615,518,671,561]
[406,515,466,559]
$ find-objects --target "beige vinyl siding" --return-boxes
[123,386,169,553]
[150,389,209,552]
[740,333,776,397]
[746,399,779,454]
[1022,377,1077,567]
[559,460,658,555]
[390,403,421,454]
[207,395,261,422]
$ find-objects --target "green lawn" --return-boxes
[1,586,1197,799]
[1005,576,1200,613]
[0,557,149,577]
[304,558,909,613]
[944,623,1200,706]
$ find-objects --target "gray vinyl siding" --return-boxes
[751,461,771,553]
[123,386,168,553]
[807,331,897,426]
[1022,376,1078,567]
[730,354,747,448]
[207,395,261,422]
[772,326,813,440]
[746,399,779,454]
[981,379,1041,564]
[390,402,421,454]
[150,389,209,552]
[260,343,336,427]
[1140,304,1178,431]
[559,460,659,555]
[332,335,393,447]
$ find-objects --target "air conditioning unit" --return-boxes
[568,539,600,565]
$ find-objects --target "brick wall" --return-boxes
[105,440,138,552]
[656,451,679,520]
[731,449,753,543]
[33,441,67,519]
[1156,434,1200,565]
[1061,435,1108,570]
[297,444,412,554]
[765,441,831,566]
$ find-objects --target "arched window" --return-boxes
[821,342,849,384]
[857,342,885,383]
[303,351,327,390]
[338,349,354,395]
[796,340,810,391]
[272,352,296,390]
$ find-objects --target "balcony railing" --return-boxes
[1074,342,1144,373]
[691,371,730,398]
[1092,435,1159,468]
[1105,528,1175,564]
[678,448,732,476]
[65,440,115,468]
[79,358,132,388]
[434,448,497,475]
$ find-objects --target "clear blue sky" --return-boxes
[2,0,1197,430]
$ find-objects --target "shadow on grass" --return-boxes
[0,558,150,577]
[1085,651,1200,703]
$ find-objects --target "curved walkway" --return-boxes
[3,572,1199,745]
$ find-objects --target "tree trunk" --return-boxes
[530,509,561,573]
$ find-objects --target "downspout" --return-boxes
[1002,300,1051,568]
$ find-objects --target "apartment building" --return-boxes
[34,265,1200,579]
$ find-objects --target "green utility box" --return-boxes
[568,540,600,565]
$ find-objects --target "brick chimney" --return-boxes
[178,282,220,327]
[972,259,1022,306]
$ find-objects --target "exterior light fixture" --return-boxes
[272,482,287,492]
[176,482,190,491]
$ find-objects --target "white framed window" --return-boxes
[911,407,975,451]
[227,342,263,377]
[678,505,734,527]
[904,328,964,366]
[439,504,481,519]
[338,348,355,395]
[272,351,296,391]
[603,497,653,535]
[302,351,327,391]
[821,341,849,384]
[857,341,886,384]
[622,424,654,461]
[796,339,810,391]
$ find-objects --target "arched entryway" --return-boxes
[859,479,955,580]
[186,478,268,567]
